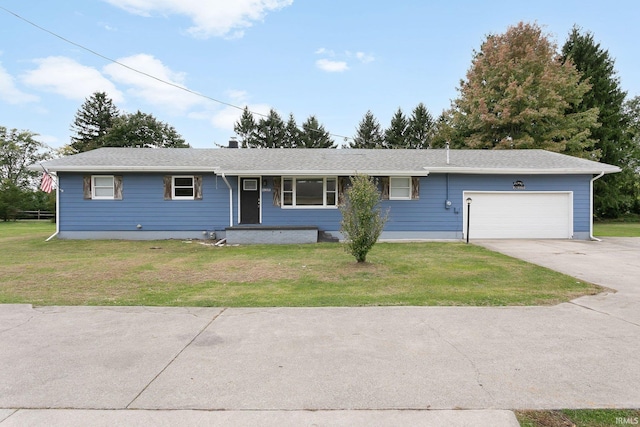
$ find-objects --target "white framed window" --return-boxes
[172,176,195,200]
[389,177,411,200]
[282,177,338,208]
[92,175,115,200]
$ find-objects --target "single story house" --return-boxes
[36,147,620,243]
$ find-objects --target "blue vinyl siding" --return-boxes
[58,172,593,236]
[59,173,234,232]
[258,174,591,234]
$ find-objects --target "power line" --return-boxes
[0,5,353,143]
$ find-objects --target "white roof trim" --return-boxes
[423,167,621,175]
[216,170,430,176]
[39,166,220,173]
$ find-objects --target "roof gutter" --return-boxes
[217,170,430,177]
[589,172,605,241]
[424,167,619,175]
[37,166,221,173]
[220,173,233,227]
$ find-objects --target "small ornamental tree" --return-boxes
[340,174,388,263]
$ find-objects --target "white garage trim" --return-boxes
[463,191,573,239]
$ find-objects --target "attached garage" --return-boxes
[463,191,573,239]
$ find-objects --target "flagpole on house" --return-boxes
[39,163,60,242]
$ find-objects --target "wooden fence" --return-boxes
[17,210,55,220]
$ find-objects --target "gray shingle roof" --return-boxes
[38,147,621,175]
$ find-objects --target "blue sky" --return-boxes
[1,0,639,149]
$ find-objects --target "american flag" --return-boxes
[40,172,54,193]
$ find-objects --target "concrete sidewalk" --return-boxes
[0,408,519,426]
[1,304,638,425]
[1,238,638,426]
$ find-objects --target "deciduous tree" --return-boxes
[450,22,599,158]
[0,126,52,221]
[0,126,50,188]
[103,111,189,148]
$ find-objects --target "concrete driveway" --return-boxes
[1,238,639,426]
[476,237,640,325]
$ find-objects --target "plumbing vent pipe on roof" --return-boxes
[446,142,450,165]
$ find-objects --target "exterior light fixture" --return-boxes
[465,197,472,244]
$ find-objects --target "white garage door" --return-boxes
[463,191,573,239]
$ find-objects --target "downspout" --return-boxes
[46,173,59,242]
[220,173,233,227]
[589,172,605,241]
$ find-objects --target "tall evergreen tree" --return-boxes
[233,106,257,148]
[102,111,189,148]
[621,96,640,214]
[254,109,286,148]
[350,111,385,148]
[282,113,300,148]
[406,103,435,148]
[70,92,119,153]
[299,115,336,148]
[450,22,599,158]
[384,108,409,148]
[561,27,636,217]
[430,110,457,148]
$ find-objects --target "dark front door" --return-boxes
[240,178,260,224]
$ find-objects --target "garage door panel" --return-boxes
[464,192,572,239]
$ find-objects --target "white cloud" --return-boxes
[315,58,349,73]
[103,54,203,112]
[101,23,118,31]
[0,63,39,104]
[355,51,375,64]
[226,89,249,101]
[20,56,123,102]
[314,49,374,72]
[314,47,335,56]
[104,0,294,39]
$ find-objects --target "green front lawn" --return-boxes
[594,220,640,237]
[0,221,601,307]
[516,409,640,427]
